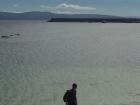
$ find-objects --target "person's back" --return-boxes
[63,83,78,105]
[67,88,77,105]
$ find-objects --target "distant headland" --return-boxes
[48,18,140,23]
[0,11,140,23]
[0,11,121,20]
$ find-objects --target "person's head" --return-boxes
[72,83,77,90]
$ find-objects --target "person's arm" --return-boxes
[75,91,77,105]
[75,96,77,105]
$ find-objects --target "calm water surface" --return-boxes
[0,21,140,105]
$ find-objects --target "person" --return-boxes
[63,83,78,105]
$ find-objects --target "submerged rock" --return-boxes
[14,33,20,36]
[1,35,10,38]
[10,34,14,36]
[1,33,21,39]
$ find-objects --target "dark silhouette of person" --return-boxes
[65,83,78,105]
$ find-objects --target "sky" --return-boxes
[0,0,140,16]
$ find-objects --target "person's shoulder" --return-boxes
[67,90,70,92]
[69,89,73,91]
[66,90,71,94]
[70,89,76,92]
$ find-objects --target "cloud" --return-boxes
[56,3,96,10]
[40,5,48,9]
[13,4,19,7]
[1,9,23,13]
[40,3,96,14]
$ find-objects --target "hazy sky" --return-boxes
[0,0,140,16]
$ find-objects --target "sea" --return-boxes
[0,21,140,105]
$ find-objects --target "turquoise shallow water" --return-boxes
[1,21,140,105]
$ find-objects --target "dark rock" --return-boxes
[15,33,20,36]
[1,35,10,38]
[10,34,14,36]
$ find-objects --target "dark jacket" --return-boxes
[67,89,77,105]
